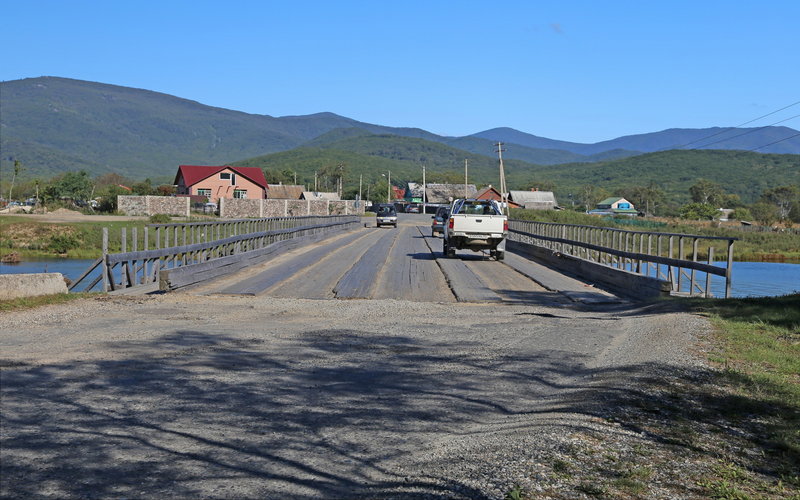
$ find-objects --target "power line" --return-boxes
[748,131,800,152]
[691,113,800,149]
[658,99,800,151]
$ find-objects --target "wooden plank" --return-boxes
[160,226,358,291]
[67,257,103,291]
[334,229,399,299]
[220,229,368,295]
[435,258,502,303]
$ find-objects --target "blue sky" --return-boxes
[2,0,799,143]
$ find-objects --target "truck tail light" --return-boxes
[503,220,508,232]
[448,218,454,229]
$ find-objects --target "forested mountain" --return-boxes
[474,126,800,156]
[236,133,799,205]
[2,76,797,183]
[506,149,800,205]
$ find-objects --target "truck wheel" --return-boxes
[495,250,505,261]
[442,240,448,256]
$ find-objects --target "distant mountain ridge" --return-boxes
[1,76,798,181]
[473,125,800,155]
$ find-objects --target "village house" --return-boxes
[266,184,305,200]
[474,185,522,208]
[301,191,341,201]
[175,165,268,203]
[424,183,477,205]
[588,197,639,216]
[508,189,559,210]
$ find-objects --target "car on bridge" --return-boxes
[443,199,507,260]
[431,206,449,236]
[375,204,397,228]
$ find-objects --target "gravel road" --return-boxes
[0,284,708,498]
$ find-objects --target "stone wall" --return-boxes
[221,198,262,219]
[118,196,364,218]
[221,199,365,218]
[118,196,189,217]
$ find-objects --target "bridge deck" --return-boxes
[184,215,621,305]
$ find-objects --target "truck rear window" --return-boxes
[457,201,498,215]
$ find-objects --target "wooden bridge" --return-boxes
[69,215,736,300]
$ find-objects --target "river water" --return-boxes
[1,258,798,298]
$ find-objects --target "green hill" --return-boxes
[231,134,523,189]
[513,149,800,204]
[235,135,799,205]
[0,77,368,179]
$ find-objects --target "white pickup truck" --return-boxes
[443,199,508,260]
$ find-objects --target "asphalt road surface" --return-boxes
[0,213,707,499]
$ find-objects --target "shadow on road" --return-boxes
[2,327,795,498]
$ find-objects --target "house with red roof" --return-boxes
[475,185,522,208]
[174,165,268,203]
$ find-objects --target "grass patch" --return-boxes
[0,292,94,312]
[0,217,170,259]
[680,293,800,497]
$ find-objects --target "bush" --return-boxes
[679,202,719,220]
[149,214,172,224]
[729,208,753,221]
[48,234,81,254]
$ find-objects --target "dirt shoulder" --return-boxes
[6,291,784,499]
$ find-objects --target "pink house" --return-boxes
[174,165,268,203]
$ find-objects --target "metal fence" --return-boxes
[507,219,737,298]
[69,216,359,293]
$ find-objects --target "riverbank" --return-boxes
[0,212,205,260]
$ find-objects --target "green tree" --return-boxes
[679,202,719,220]
[760,185,799,221]
[750,202,779,226]
[729,207,752,221]
[44,170,93,202]
[689,178,724,205]
[6,160,23,202]
[131,178,155,195]
[97,185,130,212]
[578,184,610,212]
[622,182,666,215]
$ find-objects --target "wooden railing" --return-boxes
[507,220,737,298]
[68,216,359,292]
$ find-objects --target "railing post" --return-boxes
[678,236,685,293]
[690,238,698,295]
[132,227,138,285]
[706,246,715,298]
[102,227,109,292]
[668,235,675,291]
[121,227,128,287]
[726,239,734,298]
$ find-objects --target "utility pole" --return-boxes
[314,171,318,192]
[294,171,297,185]
[422,164,426,214]
[387,170,391,203]
[464,159,469,199]
[496,142,508,215]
